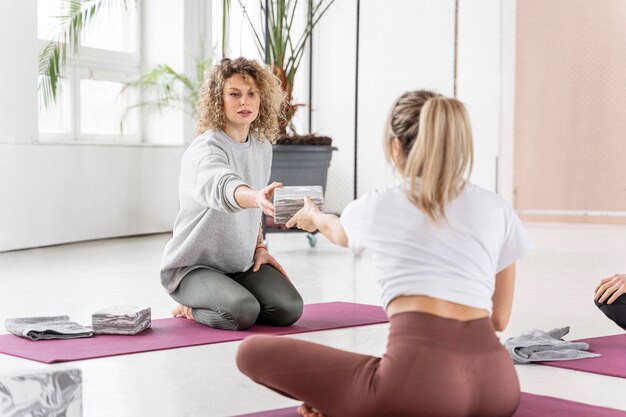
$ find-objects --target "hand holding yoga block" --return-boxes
[273,186,324,224]
[91,306,151,335]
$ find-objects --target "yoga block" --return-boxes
[0,368,82,417]
[273,186,324,224]
[91,306,151,335]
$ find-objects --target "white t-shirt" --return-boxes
[340,182,533,312]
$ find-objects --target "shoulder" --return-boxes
[456,184,518,228]
[183,130,229,163]
[344,184,402,216]
[186,130,220,150]
[199,130,232,153]
[459,183,511,210]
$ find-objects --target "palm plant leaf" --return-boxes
[38,0,131,107]
[121,52,212,124]
[239,0,266,58]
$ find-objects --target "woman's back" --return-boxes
[340,182,531,314]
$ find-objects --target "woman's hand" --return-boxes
[595,274,626,304]
[286,196,321,232]
[253,247,289,279]
[254,182,282,216]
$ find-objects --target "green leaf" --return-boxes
[236,0,335,133]
[38,0,132,107]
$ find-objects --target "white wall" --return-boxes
[357,0,456,195]
[457,0,502,193]
[0,0,38,145]
[499,0,516,204]
[313,0,507,212]
[141,0,185,145]
[0,144,183,251]
[312,0,358,213]
[0,1,184,252]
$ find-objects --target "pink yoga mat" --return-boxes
[0,302,387,364]
[234,393,626,417]
[538,333,626,378]
[514,393,626,417]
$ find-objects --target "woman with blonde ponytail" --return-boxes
[237,91,532,417]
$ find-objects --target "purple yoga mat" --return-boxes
[538,333,626,378]
[234,393,626,417]
[0,302,387,364]
[515,393,626,417]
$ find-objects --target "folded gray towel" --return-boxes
[505,326,601,364]
[5,315,93,341]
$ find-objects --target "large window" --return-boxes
[37,0,141,143]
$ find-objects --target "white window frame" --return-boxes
[38,4,142,144]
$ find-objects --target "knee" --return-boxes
[226,295,261,330]
[595,298,618,314]
[236,335,275,378]
[271,294,304,326]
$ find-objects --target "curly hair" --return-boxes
[196,57,285,142]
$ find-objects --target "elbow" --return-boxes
[491,316,509,332]
[335,233,349,248]
[493,322,507,332]
[332,229,349,248]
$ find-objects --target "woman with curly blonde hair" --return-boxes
[160,57,303,331]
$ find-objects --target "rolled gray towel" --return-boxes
[504,326,600,364]
[5,315,93,341]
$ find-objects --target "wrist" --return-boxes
[310,210,323,228]
[234,185,256,209]
[255,245,267,252]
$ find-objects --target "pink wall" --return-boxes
[515,0,626,223]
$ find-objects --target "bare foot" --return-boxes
[171,304,194,320]
[297,403,325,417]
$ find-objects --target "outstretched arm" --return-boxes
[286,196,348,247]
[234,182,282,216]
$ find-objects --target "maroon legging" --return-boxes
[237,311,520,417]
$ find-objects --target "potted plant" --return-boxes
[236,0,337,193]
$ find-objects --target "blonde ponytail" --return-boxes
[403,97,474,222]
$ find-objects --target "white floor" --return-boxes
[1,222,625,416]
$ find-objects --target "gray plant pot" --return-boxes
[270,145,337,192]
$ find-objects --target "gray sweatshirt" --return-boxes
[160,129,272,293]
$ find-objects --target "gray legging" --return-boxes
[170,264,303,331]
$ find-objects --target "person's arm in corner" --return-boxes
[286,196,348,247]
[594,274,626,304]
[491,263,516,331]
